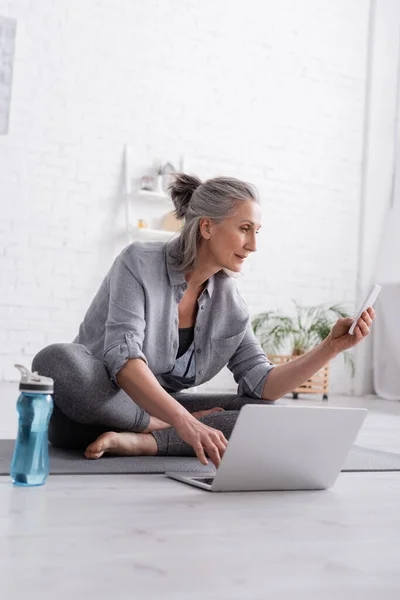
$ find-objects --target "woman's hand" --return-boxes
[173,414,229,468]
[327,307,376,355]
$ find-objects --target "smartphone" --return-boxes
[348,284,381,335]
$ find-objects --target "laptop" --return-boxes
[165,404,367,492]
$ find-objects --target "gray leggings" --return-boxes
[32,343,269,457]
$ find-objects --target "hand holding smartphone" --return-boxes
[348,284,381,335]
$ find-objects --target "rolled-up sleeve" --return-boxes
[103,250,148,384]
[227,322,276,399]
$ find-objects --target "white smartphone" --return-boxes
[348,284,381,335]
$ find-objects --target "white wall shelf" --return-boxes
[136,190,172,203]
[130,227,178,241]
[124,145,177,237]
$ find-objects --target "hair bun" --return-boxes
[168,173,202,219]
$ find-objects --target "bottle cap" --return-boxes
[15,364,54,394]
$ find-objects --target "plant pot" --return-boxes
[268,354,330,401]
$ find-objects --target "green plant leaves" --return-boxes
[251,300,355,377]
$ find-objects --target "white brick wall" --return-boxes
[0,0,370,395]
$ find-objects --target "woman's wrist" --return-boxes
[324,333,340,360]
[170,406,195,429]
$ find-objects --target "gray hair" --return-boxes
[168,173,259,272]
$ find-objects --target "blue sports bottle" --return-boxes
[10,364,54,486]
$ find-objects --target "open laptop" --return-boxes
[165,404,367,492]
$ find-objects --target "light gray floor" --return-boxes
[1,392,400,600]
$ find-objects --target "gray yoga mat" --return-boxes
[1,440,400,475]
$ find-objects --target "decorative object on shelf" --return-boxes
[137,219,147,229]
[137,158,182,194]
[139,175,155,191]
[161,162,176,192]
[251,301,356,401]
[155,165,164,194]
[155,162,176,194]
[161,210,184,232]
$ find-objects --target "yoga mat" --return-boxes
[1,440,400,475]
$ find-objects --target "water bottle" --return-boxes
[10,364,54,487]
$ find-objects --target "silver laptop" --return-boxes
[165,404,367,492]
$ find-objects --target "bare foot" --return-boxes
[84,431,158,460]
[192,407,225,419]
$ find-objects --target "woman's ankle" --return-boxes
[141,432,158,455]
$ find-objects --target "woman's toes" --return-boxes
[85,451,100,460]
[84,432,117,459]
[84,446,103,459]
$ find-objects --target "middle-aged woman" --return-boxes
[32,173,375,468]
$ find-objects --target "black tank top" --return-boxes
[177,326,195,358]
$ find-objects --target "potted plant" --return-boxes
[251,301,355,401]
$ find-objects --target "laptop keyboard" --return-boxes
[192,477,214,485]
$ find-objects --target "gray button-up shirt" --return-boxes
[73,236,275,398]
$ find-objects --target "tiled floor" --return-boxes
[1,392,400,599]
